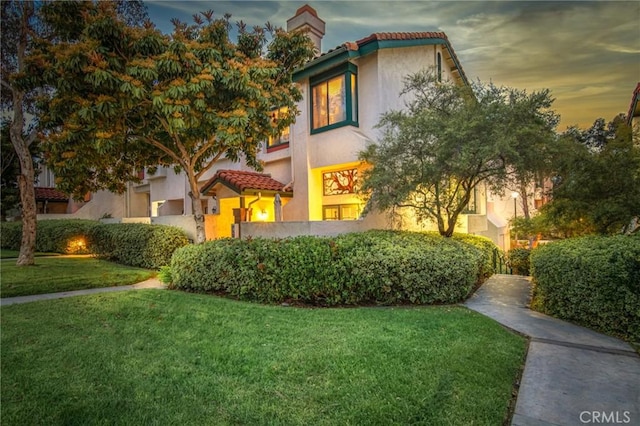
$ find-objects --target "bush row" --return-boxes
[530,235,640,342]
[90,223,189,269]
[0,220,97,254]
[167,230,495,306]
[507,248,531,276]
[0,220,188,269]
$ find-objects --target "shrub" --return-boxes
[89,223,189,269]
[507,248,531,275]
[168,230,488,306]
[530,235,640,342]
[0,220,98,254]
[451,233,498,278]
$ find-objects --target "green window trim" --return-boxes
[310,62,358,134]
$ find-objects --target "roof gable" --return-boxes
[293,31,468,86]
[200,170,292,196]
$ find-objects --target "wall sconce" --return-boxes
[257,209,268,221]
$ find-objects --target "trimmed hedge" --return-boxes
[0,220,98,254]
[530,235,640,342]
[168,230,491,306]
[451,233,497,278]
[507,248,531,276]
[89,223,189,269]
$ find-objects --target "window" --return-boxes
[267,107,290,149]
[310,63,358,133]
[323,169,357,195]
[436,52,442,82]
[323,204,360,220]
[463,187,478,214]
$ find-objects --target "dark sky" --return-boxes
[146,1,640,130]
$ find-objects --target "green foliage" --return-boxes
[0,220,97,254]
[507,248,531,276]
[546,115,640,235]
[30,2,315,242]
[450,233,498,278]
[530,235,640,342]
[168,230,490,306]
[89,223,189,269]
[359,69,558,236]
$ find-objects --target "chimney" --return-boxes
[287,4,325,54]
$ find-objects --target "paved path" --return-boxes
[465,275,640,426]
[0,278,165,306]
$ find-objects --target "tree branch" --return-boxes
[139,135,185,167]
[195,150,224,180]
[157,115,190,163]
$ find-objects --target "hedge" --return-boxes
[167,230,491,306]
[1,220,189,269]
[530,235,640,342]
[0,220,98,254]
[89,223,189,270]
[507,248,531,276]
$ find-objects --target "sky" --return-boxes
[145,1,640,131]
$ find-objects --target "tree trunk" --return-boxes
[10,118,37,266]
[9,0,37,266]
[187,172,206,243]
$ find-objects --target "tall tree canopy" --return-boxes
[542,114,640,235]
[359,70,558,237]
[1,0,147,265]
[29,2,314,242]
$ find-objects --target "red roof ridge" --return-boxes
[201,169,292,195]
[34,187,69,201]
[294,4,318,18]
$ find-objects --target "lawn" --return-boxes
[0,257,156,298]
[1,290,527,425]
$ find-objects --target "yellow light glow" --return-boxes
[257,209,268,221]
[67,238,86,253]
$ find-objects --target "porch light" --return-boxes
[257,209,268,221]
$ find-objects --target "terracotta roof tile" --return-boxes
[201,170,292,195]
[294,4,319,18]
[34,187,69,201]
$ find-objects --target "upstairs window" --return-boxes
[267,107,290,149]
[310,63,358,133]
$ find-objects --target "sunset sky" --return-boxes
[146,1,640,131]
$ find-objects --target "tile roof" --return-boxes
[34,187,69,201]
[296,31,468,86]
[201,170,292,195]
[355,31,450,45]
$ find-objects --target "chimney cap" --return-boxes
[294,4,319,19]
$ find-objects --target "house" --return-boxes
[39,4,530,249]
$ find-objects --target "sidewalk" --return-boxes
[465,274,640,426]
[0,277,165,306]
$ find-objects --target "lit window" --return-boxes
[323,169,357,196]
[310,63,358,133]
[323,204,360,220]
[268,107,290,148]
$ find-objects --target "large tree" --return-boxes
[1,0,147,265]
[31,2,314,242]
[543,114,640,235]
[359,70,558,237]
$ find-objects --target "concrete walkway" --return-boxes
[465,275,640,426]
[0,277,165,306]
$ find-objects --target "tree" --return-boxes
[543,114,640,235]
[359,70,558,237]
[1,0,147,266]
[31,3,314,243]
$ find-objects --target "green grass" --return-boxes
[1,290,527,425]
[0,249,60,259]
[0,257,155,298]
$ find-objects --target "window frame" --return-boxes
[266,107,291,152]
[309,62,358,134]
[322,203,361,221]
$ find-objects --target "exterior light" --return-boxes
[257,209,268,221]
